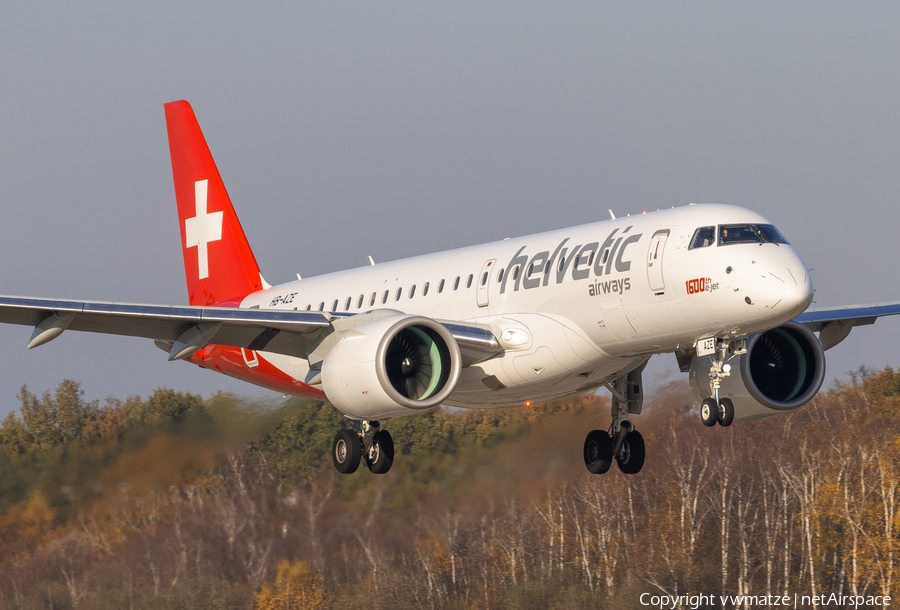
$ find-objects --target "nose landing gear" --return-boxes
[700,397,734,427]
[700,339,740,428]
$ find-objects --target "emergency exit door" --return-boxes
[477,259,496,307]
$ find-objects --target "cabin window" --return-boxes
[601,249,609,264]
[544,260,551,274]
[423,282,430,296]
[497,268,504,283]
[689,226,716,249]
[513,266,520,280]
[466,274,473,288]
[318,302,325,311]
[332,299,338,311]
[370,292,376,306]
[481,272,488,286]
[305,304,311,311]
[558,256,565,272]
[357,294,364,308]
[576,246,595,269]
[396,287,402,301]
[382,290,389,304]
[438,279,445,293]
[527,263,534,277]
[409,285,416,298]
[454,277,460,290]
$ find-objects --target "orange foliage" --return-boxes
[107,435,220,494]
[416,532,452,576]
[255,560,325,610]
[0,490,61,561]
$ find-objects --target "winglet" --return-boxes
[165,100,264,307]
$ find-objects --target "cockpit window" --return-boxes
[719,224,759,245]
[689,226,716,250]
[719,224,790,246]
[755,224,790,244]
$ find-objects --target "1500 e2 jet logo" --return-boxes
[500,227,642,296]
[685,277,719,295]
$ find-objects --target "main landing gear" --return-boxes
[584,363,647,475]
[700,339,738,428]
[332,421,394,475]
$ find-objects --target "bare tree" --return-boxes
[778,442,824,610]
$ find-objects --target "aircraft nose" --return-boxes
[768,263,814,317]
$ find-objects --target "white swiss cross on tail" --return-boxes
[184,180,223,280]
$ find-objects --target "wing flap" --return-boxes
[0,295,331,359]
[0,295,503,365]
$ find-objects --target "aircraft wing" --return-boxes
[0,296,502,365]
[794,301,900,350]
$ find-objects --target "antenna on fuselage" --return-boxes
[608,209,616,220]
[368,256,375,266]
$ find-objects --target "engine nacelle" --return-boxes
[689,322,826,421]
[321,314,462,420]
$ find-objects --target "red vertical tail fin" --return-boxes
[165,100,264,307]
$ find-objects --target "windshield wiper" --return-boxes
[752,225,778,246]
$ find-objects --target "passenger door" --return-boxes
[647,231,669,294]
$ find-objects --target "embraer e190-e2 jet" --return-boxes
[2,101,898,476]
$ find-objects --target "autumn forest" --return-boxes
[0,367,898,609]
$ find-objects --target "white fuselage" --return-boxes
[241,204,813,412]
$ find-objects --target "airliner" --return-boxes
[1,100,897,475]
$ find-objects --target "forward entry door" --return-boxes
[647,231,669,294]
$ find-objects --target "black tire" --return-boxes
[365,429,395,474]
[718,398,735,427]
[332,429,361,474]
[616,429,645,475]
[583,429,613,474]
[700,398,718,427]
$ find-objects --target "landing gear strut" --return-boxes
[700,339,739,428]
[332,421,395,475]
[584,361,647,475]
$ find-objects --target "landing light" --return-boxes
[501,329,530,346]
[723,364,732,373]
[525,401,532,407]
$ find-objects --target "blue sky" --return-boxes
[1,2,899,414]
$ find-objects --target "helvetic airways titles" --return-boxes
[500,227,642,296]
